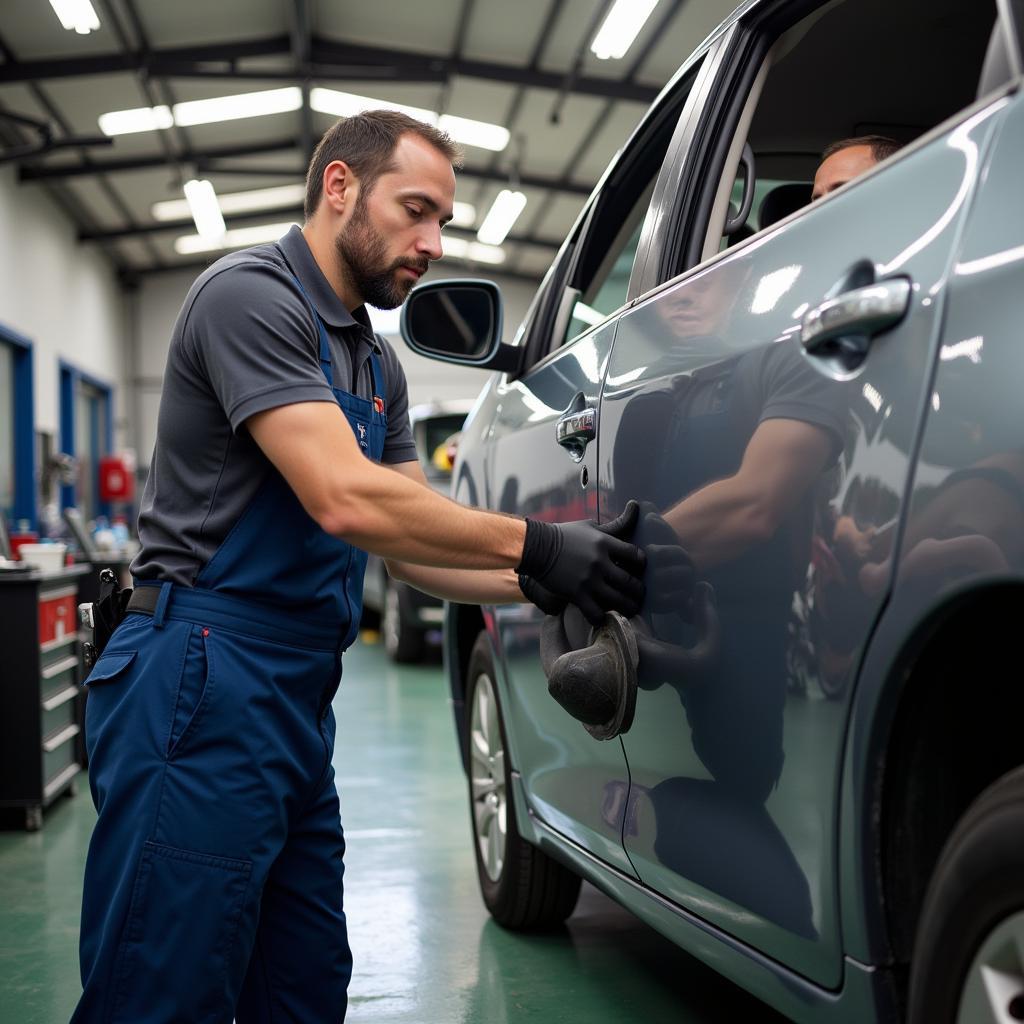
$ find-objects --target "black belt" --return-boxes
[126,586,160,615]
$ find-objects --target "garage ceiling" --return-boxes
[0,0,735,284]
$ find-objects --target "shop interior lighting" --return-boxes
[439,235,506,265]
[99,88,302,136]
[310,88,510,152]
[176,221,503,264]
[172,88,303,128]
[155,184,306,222]
[100,85,507,152]
[183,179,226,243]
[590,0,660,60]
[49,0,100,34]
[98,105,173,136]
[175,221,295,255]
[476,190,527,245]
[155,185,475,227]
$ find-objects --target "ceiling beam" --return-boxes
[127,256,544,286]
[77,208,560,252]
[20,138,594,196]
[0,35,658,103]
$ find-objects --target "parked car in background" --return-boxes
[400,0,1024,1020]
[362,399,473,662]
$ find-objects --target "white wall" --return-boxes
[0,166,129,447]
[134,259,541,465]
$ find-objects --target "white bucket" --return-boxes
[18,543,68,572]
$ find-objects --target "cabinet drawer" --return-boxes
[39,588,78,646]
[41,688,78,738]
[42,723,80,787]
[40,653,79,701]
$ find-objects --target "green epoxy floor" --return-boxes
[0,639,784,1023]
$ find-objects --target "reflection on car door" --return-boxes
[488,319,637,872]
[597,100,1007,986]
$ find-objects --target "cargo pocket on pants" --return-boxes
[110,840,252,1023]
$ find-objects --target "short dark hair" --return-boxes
[821,134,901,164]
[304,109,463,220]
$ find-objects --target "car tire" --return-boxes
[907,766,1024,1024]
[465,632,581,930]
[382,579,425,664]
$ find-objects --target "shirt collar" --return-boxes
[278,225,380,351]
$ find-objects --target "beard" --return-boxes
[335,196,427,310]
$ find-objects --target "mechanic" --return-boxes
[811,133,900,200]
[72,109,645,1023]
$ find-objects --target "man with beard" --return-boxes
[73,110,646,1023]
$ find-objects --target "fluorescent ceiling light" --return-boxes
[154,185,475,228]
[441,236,506,265]
[49,0,100,33]
[437,114,509,153]
[99,105,173,137]
[173,87,302,127]
[99,88,301,136]
[154,183,306,222]
[183,179,226,242]
[310,88,509,152]
[175,222,295,256]
[451,202,476,228]
[591,0,659,60]
[476,190,527,246]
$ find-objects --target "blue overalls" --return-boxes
[73,275,387,1023]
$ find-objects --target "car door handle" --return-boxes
[801,277,912,354]
[556,407,596,462]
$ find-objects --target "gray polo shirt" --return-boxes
[132,225,418,586]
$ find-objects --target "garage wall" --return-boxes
[133,259,540,467]
[0,166,129,446]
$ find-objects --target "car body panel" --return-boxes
[838,85,1024,965]
[596,94,1007,988]
[483,322,643,874]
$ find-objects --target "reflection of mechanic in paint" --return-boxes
[606,265,847,939]
[615,265,846,802]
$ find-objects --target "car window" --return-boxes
[542,57,707,356]
[657,0,1007,280]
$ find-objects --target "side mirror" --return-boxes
[400,279,520,373]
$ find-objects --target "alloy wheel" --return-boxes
[956,911,1024,1023]
[469,670,507,882]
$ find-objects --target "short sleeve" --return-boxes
[183,261,335,432]
[757,341,847,460]
[377,337,419,465]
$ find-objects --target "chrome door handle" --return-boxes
[556,407,596,462]
[802,277,912,353]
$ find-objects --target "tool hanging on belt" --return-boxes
[78,569,133,670]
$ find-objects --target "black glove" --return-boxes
[518,573,567,616]
[635,503,697,616]
[517,500,646,625]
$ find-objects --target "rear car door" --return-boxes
[595,0,1008,986]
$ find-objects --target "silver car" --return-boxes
[402,0,1024,1020]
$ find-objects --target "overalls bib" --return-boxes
[73,272,386,1024]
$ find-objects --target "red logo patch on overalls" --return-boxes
[373,396,385,414]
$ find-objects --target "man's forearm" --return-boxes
[328,460,526,570]
[386,562,525,605]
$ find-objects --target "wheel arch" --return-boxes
[445,601,488,774]
[843,579,1024,1003]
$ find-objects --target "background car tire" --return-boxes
[907,766,1024,1024]
[466,632,581,930]
[383,578,425,664]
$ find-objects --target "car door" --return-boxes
[595,0,1008,987]
[484,51,718,872]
